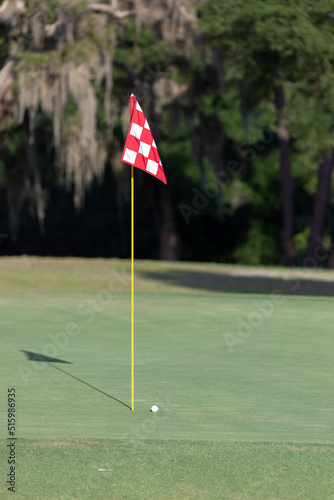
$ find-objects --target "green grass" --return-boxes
[1,440,333,499]
[0,257,334,498]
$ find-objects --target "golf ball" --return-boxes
[151,405,158,412]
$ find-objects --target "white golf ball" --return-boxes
[151,405,158,412]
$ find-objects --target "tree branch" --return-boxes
[87,4,135,19]
[0,0,25,23]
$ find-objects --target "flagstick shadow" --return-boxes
[46,361,131,409]
[20,350,130,409]
[46,363,131,409]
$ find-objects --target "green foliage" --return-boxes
[287,86,334,162]
[0,113,16,135]
[16,50,62,75]
[63,97,79,118]
[86,17,115,53]
[0,126,27,192]
[138,24,156,49]
[196,0,334,264]
[95,89,110,132]
[198,0,334,104]
[159,139,197,186]
[64,40,98,64]
[26,0,59,24]
[0,128,27,158]
[295,226,310,258]
[231,219,280,265]
[115,20,174,76]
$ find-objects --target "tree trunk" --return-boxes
[306,149,334,260]
[158,186,179,261]
[275,84,296,266]
[213,133,224,223]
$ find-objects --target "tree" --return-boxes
[306,150,334,260]
[198,0,334,265]
[1,0,334,265]
[0,0,201,259]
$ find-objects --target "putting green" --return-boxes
[0,258,333,498]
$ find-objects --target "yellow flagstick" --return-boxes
[131,165,135,411]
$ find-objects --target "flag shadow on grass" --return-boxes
[20,350,130,409]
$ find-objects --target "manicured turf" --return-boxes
[0,257,333,498]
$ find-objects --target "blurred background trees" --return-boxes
[1,0,334,266]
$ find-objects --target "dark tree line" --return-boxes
[1,0,334,266]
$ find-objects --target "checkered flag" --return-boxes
[121,94,167,184]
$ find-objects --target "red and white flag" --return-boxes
[121,94,167,184]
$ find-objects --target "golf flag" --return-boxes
[121,94,166,411]
[121,94,167,184]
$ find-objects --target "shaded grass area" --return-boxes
[0,440,333,499]
[139,268,334,296]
